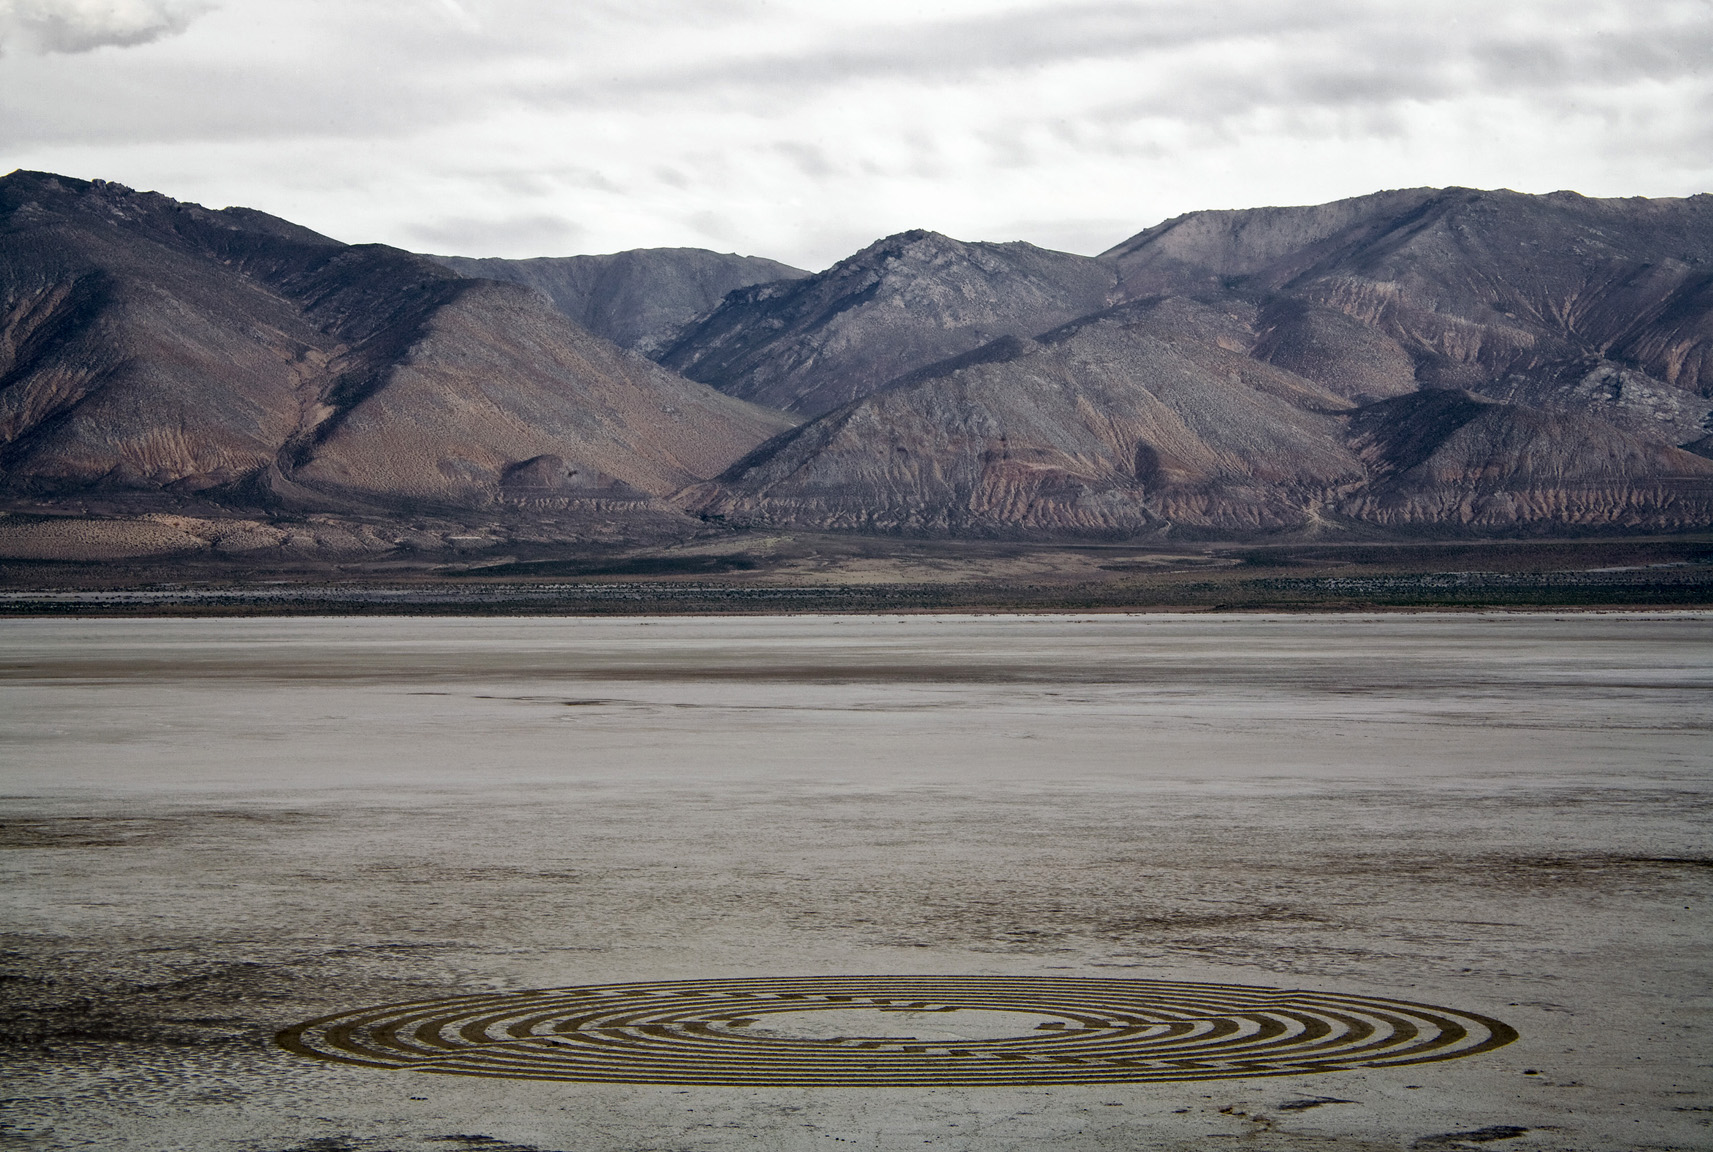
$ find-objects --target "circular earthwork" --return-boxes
[278,975,1517,1086]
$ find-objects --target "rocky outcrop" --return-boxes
[1485,357,1713,447]
[1340,389,1713,531]
[430,248,808,356]
[659,230,1119,417]
[0,171,793,516]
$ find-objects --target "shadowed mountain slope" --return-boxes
[430,248,808,356]
[659,230,1119,418]
[0,171,792,516]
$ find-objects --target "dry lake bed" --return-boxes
[2,612,1709,1151]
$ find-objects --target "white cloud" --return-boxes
[1,0,1709,267]
[0,0,210,54]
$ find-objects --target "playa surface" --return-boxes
[2,613,1709,1151]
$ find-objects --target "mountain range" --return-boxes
[2,170,1711,559]
[0,171,789,523]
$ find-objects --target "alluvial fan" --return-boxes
[277,976,1517,1085]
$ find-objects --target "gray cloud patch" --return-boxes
[0,0,1705,269]
[1473,23,1713,92]
[519,1,1343,107]
[1,0,211,54]
[512,0,1708,132]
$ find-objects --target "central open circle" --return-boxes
[732,1007,1064,1042]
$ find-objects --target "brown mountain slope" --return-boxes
[294,279,794,507]
[688,298,1368,538]
[659,230,1118,418]
[0,171,792,515]
[430,248,808,356]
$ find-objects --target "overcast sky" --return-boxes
[1,0,1708,269]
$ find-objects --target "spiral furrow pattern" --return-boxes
[278,976,1515,1085]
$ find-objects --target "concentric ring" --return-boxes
[278,976,1517,1085]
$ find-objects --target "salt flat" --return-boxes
[1,613,1709,1151]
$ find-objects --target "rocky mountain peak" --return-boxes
[2,169,339,251]
[658,229,1118,417]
